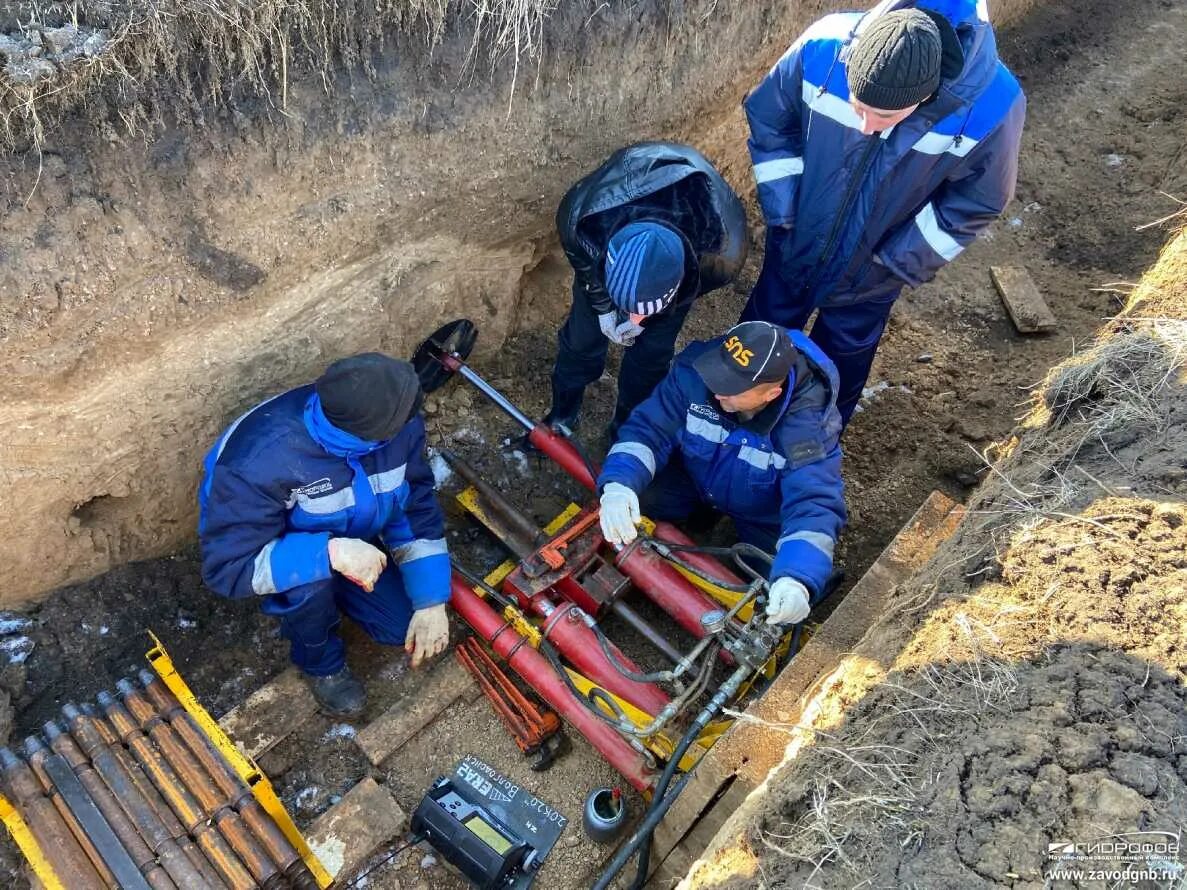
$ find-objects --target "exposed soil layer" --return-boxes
[4,0,1187,887]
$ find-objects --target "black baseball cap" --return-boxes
[693,322,796,397]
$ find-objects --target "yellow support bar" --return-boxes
[145,632,334,889]
[0,793,65,890]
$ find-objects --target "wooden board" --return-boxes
[991,265,1057,333]
[355,658,477,766]
[218,667,317,760]
[647,491,965,885]
[305,777,406,880]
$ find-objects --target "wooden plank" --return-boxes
[305,778,406,881]
[991,265,1057,333]
[218,667,317,760]
[648,492,965,882]
[355,658,476,766]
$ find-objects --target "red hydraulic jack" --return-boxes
[413,320,773,793]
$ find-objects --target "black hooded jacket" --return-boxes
[556,142,748,315]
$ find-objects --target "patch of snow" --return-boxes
[420,853,438,869]
[0,616,31,634]
[1008,217,1023,228]
[1,636,33,664]
[322,723,357,742]
[1105,153,1126,167]
[428,450,453,488]
[853,382,912,415]
[294,786,321,809]
[1024,201,1043,213]
[178,617,198,629]
[99,625,110,636]
[508,450,530,475]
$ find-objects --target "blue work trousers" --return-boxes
[260,564,415,676]
[744,230,900,426]
[550,285,694,434]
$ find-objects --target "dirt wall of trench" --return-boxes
[0,0,1045,606]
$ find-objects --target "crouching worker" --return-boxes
[198,353,451,716]
[597,322,846,624]
[547,142,748,438]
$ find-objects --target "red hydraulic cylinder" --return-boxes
[526,425,596,492]
[449,574,654,792]
[535,601,670,716]
[652,521,748,588]
[615,544,726,644]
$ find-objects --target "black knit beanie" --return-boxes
[315,353,423,442]
[847,9,942,111]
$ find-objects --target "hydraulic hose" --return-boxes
[592,664,754,890]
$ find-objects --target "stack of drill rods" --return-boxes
[135,670,319,890]
[27,732,172,889]
[21,735,121,887]
[0,746,107,888]
[97,682,281,890]
[64,702,228,888]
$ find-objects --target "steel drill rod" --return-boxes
[609,600,684,664]
[97,692,258,890]
[78,704,229,890]
[62,704,217,890]
[22,736,119,888]
[440,449,543,556]
[0,746,107,889]
[117,680,282,888]
[37,726,179,890]
[138,672,305,879]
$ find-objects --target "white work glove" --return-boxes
[599,482,641,547]
[327,538,388,592]
[598,312,644,346]
[766,577,811,625]
[405,604,449,668]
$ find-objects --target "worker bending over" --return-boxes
[744,0,1025,423]
[597,321,846,625]
[198,353,450,716]
[546,142,748,439]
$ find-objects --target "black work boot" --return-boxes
[307,666,366,717]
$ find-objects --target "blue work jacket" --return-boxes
[197,386,450,610]
[598,331,846,596]
[746,0,1025,306]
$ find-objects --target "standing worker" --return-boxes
[597,321,846,625]
[198,353,451,716]
[545,142,748,439]
[743,0,1025,424]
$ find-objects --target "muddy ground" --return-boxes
[4,0,1187,886]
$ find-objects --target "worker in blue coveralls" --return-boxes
[545,142,748,439]
[597,321,846,626]
[198,354,451,717]
[743,0,1025,424]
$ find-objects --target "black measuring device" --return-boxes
[411,755,568,889]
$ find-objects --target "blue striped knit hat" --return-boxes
[604,221,686,316]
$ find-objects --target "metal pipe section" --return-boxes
[450,573,654,792]
[117,680,283,889]
[0,746,107,890]
[535,600,670,716]
[74,702,229,890]
[608,600,684,664]
[61,705,218,890]
[138,671,309,883]
[21,737,118,888]
[97,691,258,890]
[34,729,177,890]
[441,450,543,556]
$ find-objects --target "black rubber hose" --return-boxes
[592,681,735,890]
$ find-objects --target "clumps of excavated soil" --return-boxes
[686,229,1187,889]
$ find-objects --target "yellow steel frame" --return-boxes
[145,632,334,888]
[0,793,65,889]
[454,490,806,777]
